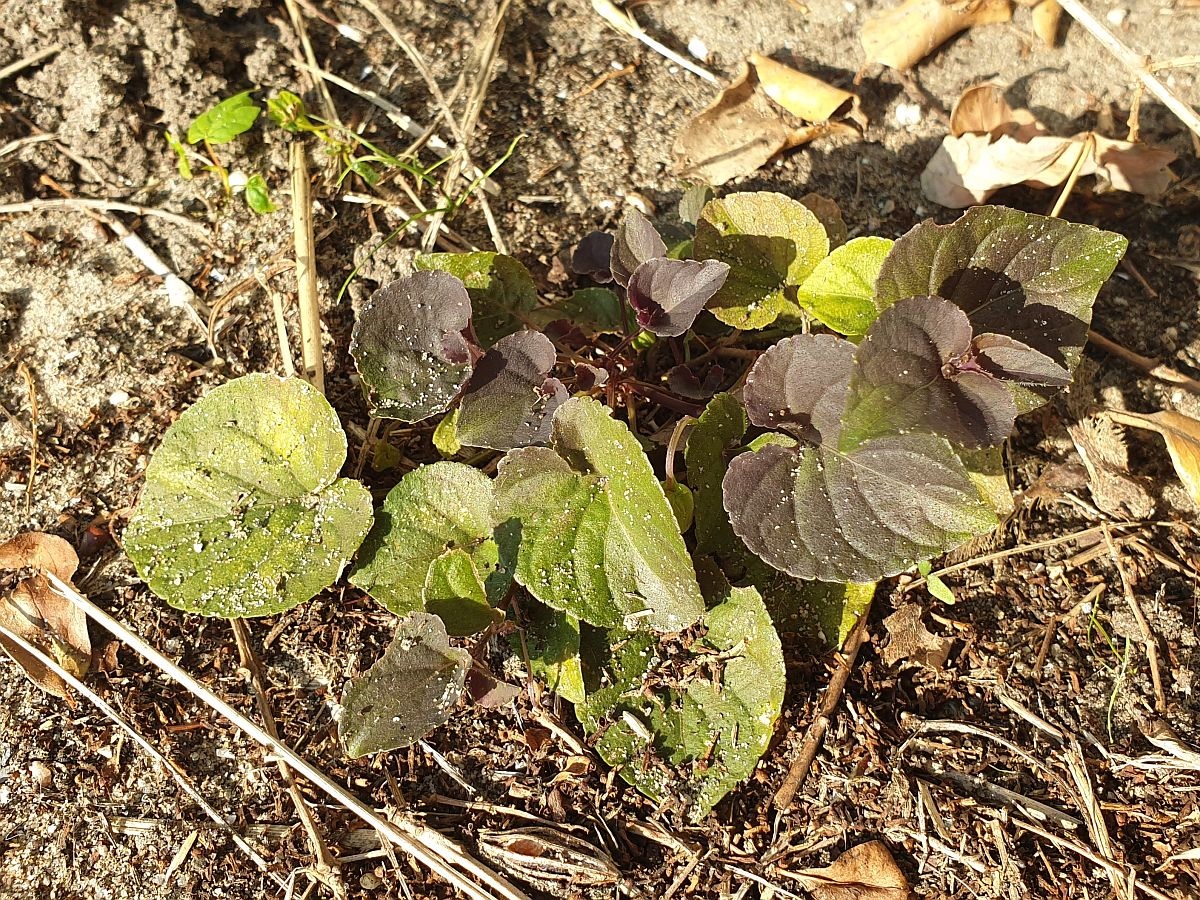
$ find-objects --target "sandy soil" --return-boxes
[2,1,1200,898]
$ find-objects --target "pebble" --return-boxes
[30,761,52,789]
[360,872,382,890]
[1106,7,1128,26]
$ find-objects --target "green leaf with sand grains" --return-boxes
[493,397,704,632]
[693,192,829,330]
[124,374,373,617]
[349,462,513,628]
[339,613,470,757]
[578,585,785,821]
[794,236,893,337]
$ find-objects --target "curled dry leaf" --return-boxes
[0,532,91,700]
[881,603,952,668]
[861,0,1013,70]
[1067,416,1155,518]
[1031,0,1062,48]
[925,83,1176,207]
[1107,409,1200,506]
[673,62,860,185]
[673,64,794,186]
[779,840,913,900]
[749,53,867,128]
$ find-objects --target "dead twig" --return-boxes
[772,597,874,811]
[590,0,717,83]
[1087,329,1200,395]
[42,572,531,900]
[1065,740,1129,900]
[1056,0,1200,141]
[1102,522,1168,713]
[16,362,37,517]
[282,0,342,128]
[230,618,345,897]
[290,142,325,394]
[0,44,62,82]
[0,620,283,885]
[0,197,203,231]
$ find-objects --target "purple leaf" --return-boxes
[350,272,477,422]
[742,334,855,444]
[610,208,667,288]
[455,331,567,450]
[845,296,1016,449]
[667,364,725,400]
[626,258,730,337]
[572,232,615,283]
[874,206,1126,411]
[574,363,609,390]
[972,333,1071,385]
[723,433,994,582]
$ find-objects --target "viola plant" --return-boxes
[125,191,1127,821]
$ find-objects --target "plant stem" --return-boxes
[290,141,325,393]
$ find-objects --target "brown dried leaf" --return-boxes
[673,64,791,186]
[1108,409,1200,506]
[862,0,1013,70]
[949,83,1040,138]
[0,533,91,700]
[928,83,1177,206]
[881,604,951,669]
[1031,0,1063,47]
[1068,417,1156,518]
[923,131,1177,207]
[781,841,913,900]
[750,54,867,128]
[799,193,849,249]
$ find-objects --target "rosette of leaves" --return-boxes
[574,208,731,338]
[720,206,1126,582]
[350,270,566,451]
[349,462,514,635]
[575,585,785,821]
[124,375,374,617]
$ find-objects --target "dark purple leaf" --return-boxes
[626,258,730,337]
[455,331,567,450]
[725,329,997,582]
[667,364,732,400]
[972,334,1071,385]
[742,334,855,444]
[874,206,1126,411]
[572,232,615,283]
[350,272,476,422]
[844,296,1016,449]
[611,208,667,288]
[723,430,995,582]
[574,363,609,390]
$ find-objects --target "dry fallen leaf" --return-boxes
[674,64,794,186]
[1107,409,1200,506]
[1068,416,1156,519]
[882,604,952,669]
[674,59,861,185]
[923,83,1177,207]
[0,532,91,700]
[779,841,913,900]
[750,53,867,128]
[862,0,1013,70]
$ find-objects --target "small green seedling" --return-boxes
[127,191,1127,820]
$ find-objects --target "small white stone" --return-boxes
[109,389,130,407]
[228,170,248,192]
[1106,7,1127,26]
[894,102,922,127]
[687,36,709,62]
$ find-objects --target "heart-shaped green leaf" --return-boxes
[349,462,513,628]
[693,192,829,329]
[124,374,373,617]
[794,236,892,337]
[577,586,785,821]
[521,601,585,704]
[187,90,261,145]
[339,613,470,757]
[494,398,704,632]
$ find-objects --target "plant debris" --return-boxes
[861,0,1013,70]
[922,83,1177,207]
